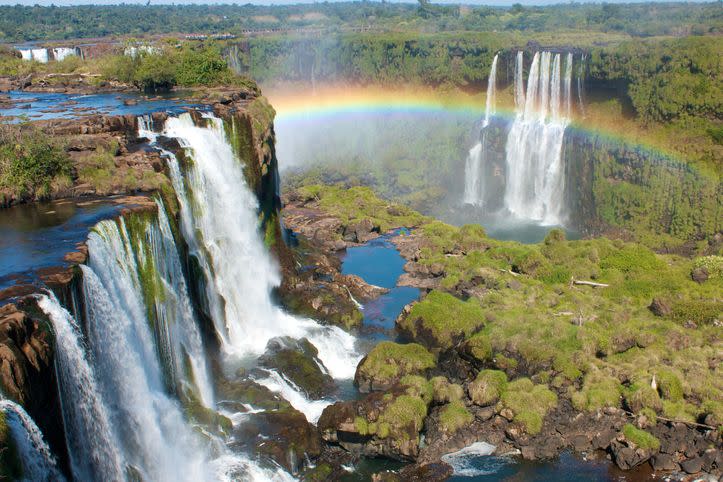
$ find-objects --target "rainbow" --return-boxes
[266,84,692,166]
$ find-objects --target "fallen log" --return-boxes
[572,279,609,288]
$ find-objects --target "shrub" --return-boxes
[692,256,722,279]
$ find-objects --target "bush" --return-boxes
[0,123,71,201]
[692,256,722,279]
[355,341,436,390]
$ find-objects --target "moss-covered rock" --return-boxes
[500,378,558,435]
[259,337,335,399]
[354,342,436,393]
[430,376,463,404]
[468,369,507,407]
[571,370,622,412]
[398,291,484,351]
[438,400,473,435]
[622,423,660,450]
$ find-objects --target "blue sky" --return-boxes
[0,0,709,5]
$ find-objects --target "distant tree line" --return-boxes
[0,2,720,43]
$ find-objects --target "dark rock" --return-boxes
[593,429,617,450]
[233,407,322,474]
[649,297,672,317]
[610,440,652,470]
[650,453,678,471]
[259,336,335,399]
[701,448,719,471]
[570,434,591,452]
[343,219,376,243]
[680,456,704,474]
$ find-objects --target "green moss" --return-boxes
[401,291,484,350]
[469,369,507,406]
[625,384,663,413]
[622,424,660,450]
[430,376,464,403]
[655,369,684,402]
[303,462,333,481]
[661,400,697,423]
[378,394,428,441]
[355,416,370,435]
[400,375,434,404]
[500,378,558,435]
[670,299,722,325]
[465,332,492,362]
[572,371,622,411]
[439,400,473,434]
[356,341,436,389]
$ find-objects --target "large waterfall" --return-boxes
[503,50,573,225]
[160,114,359,380]
[37,293,125,482]
[0,398,66,482]
[463,53,498,206]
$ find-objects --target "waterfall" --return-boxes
[52,47,76,61]
[37,293,125,482]
[503,50,572,225]
[0,398,66,482]
[463,53,498,207]
[577,53,587,118]
[31,48,49,63]
[18,49,32,61]
[160,114,360,379]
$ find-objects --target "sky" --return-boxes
[0,0,710,5]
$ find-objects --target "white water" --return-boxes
[52,47,76,61]
[0,398,66,482]
[161,114,361,379]
[463,53,498,207]
[37,293,125,482]
[254,370,332,424]
[18,49,32,61]
[31,48,49,63]
[503,50,572,225]
[441,441,506,477]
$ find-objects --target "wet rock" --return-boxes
[259,337,335,399]
[610,440,652,470]
[233,406,322,474]
[680,456,704,474]
[343,218,377,243]
[650,453,678,471]
[373,462,453,482]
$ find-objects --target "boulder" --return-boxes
[610,440,652,470]
[680,456,704,474]
[343,219,377,243]
[691,267,709,283]
[259,337,335,399]
[650,453,678,471]
[354,342,435,393]
[648,297,672,317]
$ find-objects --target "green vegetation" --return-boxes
[356,341,436,390]
[0,122,72,204]
[500,378,558,435]
[297,185,428,234]
[438,400,473,434]
[401,290,484,351]
[430,376,464,403]
[0,42,256,93]
[571,370,622,412]
[347,187,722,429]
[622,423,661,450]
[468,369,507,407]
[2,3,719,44]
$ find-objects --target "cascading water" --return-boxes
[31,48,49,63]
[463,53,498,206]
[503,50,572,225]
[52,47,76,61]
[37,293,125,482]
[160,114,359,372]
[0,398,66,482]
